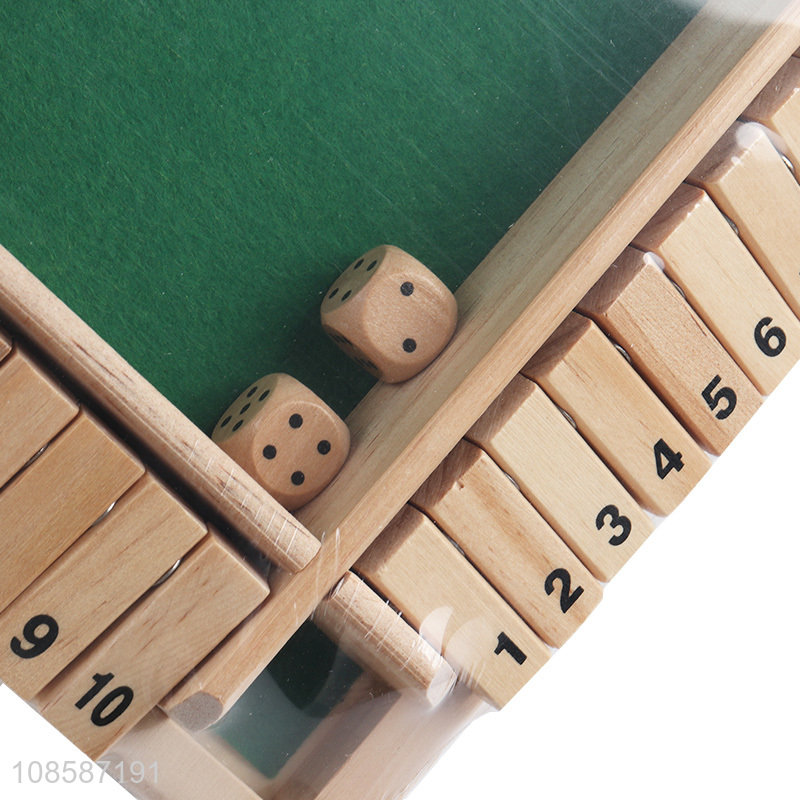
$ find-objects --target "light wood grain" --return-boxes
[744,55,800,168]
[412,442,602,649]
[467,375,654,582]
[0,473,206,700]
[36,535,269,761]
[0,347,78,488]
[688,121,800,318]
[356,506,549,708]
[108,0,800,721]
[105,708,263,800]
[272,677,486,800]
[0,411,144,615]
[634,184,800,394]
[314,572,456,706]
[522,314,709,516]
[577,248,762,455]
[0,246,319,574]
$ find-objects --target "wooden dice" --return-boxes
[212,373,349,510]
[321,245,458,383]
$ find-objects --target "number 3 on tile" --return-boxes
[654,438,684,480]
[75,672,134,727]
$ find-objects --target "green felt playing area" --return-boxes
[0,1,697,433]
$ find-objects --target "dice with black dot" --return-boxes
[321,245,458,383]
[212,374,350,510]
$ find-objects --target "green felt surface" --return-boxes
[0,1,698,432]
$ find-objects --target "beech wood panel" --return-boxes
[357,506,550,708]
[412,442,602,649]
[522,314,709,516]
[634,184,800,394]
[0,474,206,700]
[0,347,78,488]
[0,411,144,615]
[744,55,800,176]
[577,248,762,455]
[468,375,653,582]
[689,122,800,317]
[36,536,269,761]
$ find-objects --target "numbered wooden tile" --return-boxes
[0,412,144,615]
[0,329,10,362]
[36,535,269,760]
[577,248,762,455]
[743,56,800,175]
[0,474,206,700]
[314,572,456,706]
[357,506,550,708]
[688,122,800,318]
[468,375,653,582]
[634,184,800,394]
[522,314,709,517]
[412,441,602,648]
[0,348,78,488]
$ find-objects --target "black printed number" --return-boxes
[596,505,632,547]
[10,615,59,660]
[75,673,134,727]
[544,569,584,613]
[754,317,786,357]
[701,376,737,421]
[654,438,684,480]
[494,633,527,665]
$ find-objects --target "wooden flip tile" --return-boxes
[0,473,207,700]
[468,375,654,582]
[688,122,800,318]
[522,314,709,517]
[314,572,456,707]
[411,441,602,649]
[744,56,800,175]
[577,248,762,455]
[0,347,78,488]
[357,506,550,708]
[634,184,800,394]
[36,535,269,761]
[0,411,144,615]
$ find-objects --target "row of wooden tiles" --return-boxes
[335,108,800,712]
[0,335,459,759]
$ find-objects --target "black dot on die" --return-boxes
[232,420,244,432]
[403,338,417,353]
[220,415,232,428]
[289,414,303,429]
[240,403,251,414]
[247,386,258,398]
[400,281,414,296]
[329,287,339,299]
[341,290,351,302]
[291,471,305,486]
[366,260,377,271]
[259,389,271,401]
[263,445,277,460]
[353,259,364,270]
[317,440,331,455]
